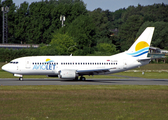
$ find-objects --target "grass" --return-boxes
[114,72,168,79]
[0,70,120,79]
[1,70,168,79]
[0,70,49,78]
[134,64,168,70]
[0,62,168,119]
[0,85,168,120]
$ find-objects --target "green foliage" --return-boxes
[0,1,168,60]
[4,0,87,44]
[137,21,168,49]
[14,1,29,44]
[66,15,96,55]
[165,56,168,64]
[89,8,111,44]
[0,48,40,62]
[95,43,117,55]
[45,32,77,55]
[119,15,144,51]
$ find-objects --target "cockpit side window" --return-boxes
[10,61,19,64]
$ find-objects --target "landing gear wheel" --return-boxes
[80,77,86,81]
[19,77,23,81]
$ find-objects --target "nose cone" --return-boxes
[2,64,9,72]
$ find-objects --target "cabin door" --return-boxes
[123,60,127,69]
[25,59,31,69]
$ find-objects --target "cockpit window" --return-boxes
[10,61,19,64]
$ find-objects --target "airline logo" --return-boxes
[33,59,56,70]
[45,58,54,63]
[127,41,149,57]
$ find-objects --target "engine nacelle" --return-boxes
[58,70,78,79]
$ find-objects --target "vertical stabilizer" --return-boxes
[127,27,155,58]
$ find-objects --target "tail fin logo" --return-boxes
[128,41,149,57]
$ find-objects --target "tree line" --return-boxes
[0,0,168,62]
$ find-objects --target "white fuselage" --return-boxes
[2,51,149,77]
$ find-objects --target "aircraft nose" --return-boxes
[2,64,9,71]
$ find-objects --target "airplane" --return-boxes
[2,27,155,81]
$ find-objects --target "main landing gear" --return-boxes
[80,76,86,81]
[74,76,86,81]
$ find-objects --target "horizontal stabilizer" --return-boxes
[137,58,151,62]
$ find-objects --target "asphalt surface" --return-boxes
[0,78,168,86]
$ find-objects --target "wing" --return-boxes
[76,68,112,75]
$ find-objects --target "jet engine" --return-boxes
[58,70,78,79]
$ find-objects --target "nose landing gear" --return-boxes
[14,74,23,81]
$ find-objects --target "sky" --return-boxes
[13,0,168,12]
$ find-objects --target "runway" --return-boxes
[0,78,168,86]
